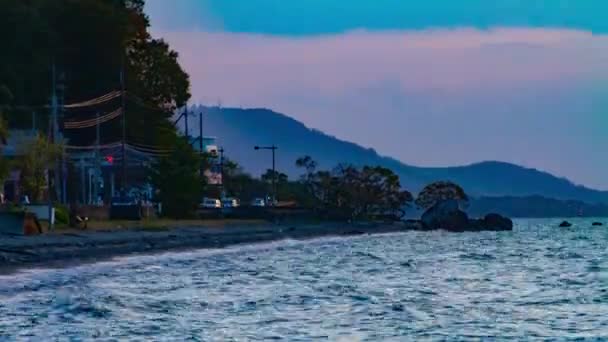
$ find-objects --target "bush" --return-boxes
[55,204,69,225]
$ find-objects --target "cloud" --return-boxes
[153,27,608,189]
[157,28,607,92]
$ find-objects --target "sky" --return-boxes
[145,0,608,190]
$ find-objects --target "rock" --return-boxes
[391,303,405,312]
[421,200,469,232]
[420,200,513,232]
[559,221,572,228]
[483,213,513,231]
[467,218,486,231]
[592,222,603,226]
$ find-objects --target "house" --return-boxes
[0,129,38,202]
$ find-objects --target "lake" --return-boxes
[1,218,607,340]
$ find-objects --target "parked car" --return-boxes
[222,198,240,208]
[201,198,221,209]
[251,198,266,207]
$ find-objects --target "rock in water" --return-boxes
[483,213,514,231]
[421,200,469,232]
[592,222,603,226]
[559,221,572,228]
[421,200,514,232]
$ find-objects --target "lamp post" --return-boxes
[219,147,225,198]
[254,145,278,206]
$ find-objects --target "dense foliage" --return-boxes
[415,181,468,210]
[151,137,204,218]
[296,156,413,220]
[0,0,190,147]
[18,134,63,202]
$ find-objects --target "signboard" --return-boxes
[204,145,222,185]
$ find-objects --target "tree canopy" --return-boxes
[150,137,204,218]
[0,0,190,147]
[296,156,413,221]
[415,181,468,210]
[18,134,63,202]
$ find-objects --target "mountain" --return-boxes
[468,196,608,218]
[188,105,608,204]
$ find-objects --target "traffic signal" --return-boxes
[105,155,114,164]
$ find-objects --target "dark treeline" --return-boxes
[0,0,189,147]
[153,149,466,221]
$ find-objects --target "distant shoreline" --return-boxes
[0,221,409,275]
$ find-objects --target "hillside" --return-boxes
[468,196,608,218]
[189,105,608,204]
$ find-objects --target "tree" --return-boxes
[18,133,63,202]
[0,0,191,146]
[151,137,204,219]
[296,156,317,176]
[415,181,468,210]
[332,164,413,220]
[0,114,7,144]
[296,156,413,220]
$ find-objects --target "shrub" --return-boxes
[54,204,69,225]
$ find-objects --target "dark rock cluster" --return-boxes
[419,200,513,232]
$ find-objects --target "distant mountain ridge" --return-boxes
[189,105,608,205]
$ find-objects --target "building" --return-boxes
[1,129,38,202]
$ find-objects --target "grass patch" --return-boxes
[50,218,268,234]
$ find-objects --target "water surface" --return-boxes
[1,219,607,340]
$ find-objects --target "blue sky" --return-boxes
[145,0,608,189]
[146,0,607,34]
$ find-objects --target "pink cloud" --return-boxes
[154,28,608,98]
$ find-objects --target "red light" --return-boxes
[105,156,114,164]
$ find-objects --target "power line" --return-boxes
[63,91,121,109]
[64,108,122,129]
[65,141,123,150]
[1,90,121,111]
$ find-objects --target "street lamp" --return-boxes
[254,145,278,206]
[219,147,225,198]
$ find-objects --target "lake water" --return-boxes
[1,219,607,340]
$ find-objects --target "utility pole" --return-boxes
[120,64,127,194]
[184,105,189,139]
[254,145,278,206]
[58,72,66,205]
[199,109,204,178]
[47,64,57,230]
[94,111,100,204]
[272,145,276,205]
[219,147,225,198]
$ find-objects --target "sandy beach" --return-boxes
[0,221,409,274]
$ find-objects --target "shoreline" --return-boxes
[0,220,410,275]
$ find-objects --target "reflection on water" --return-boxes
[1,219,607,340]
